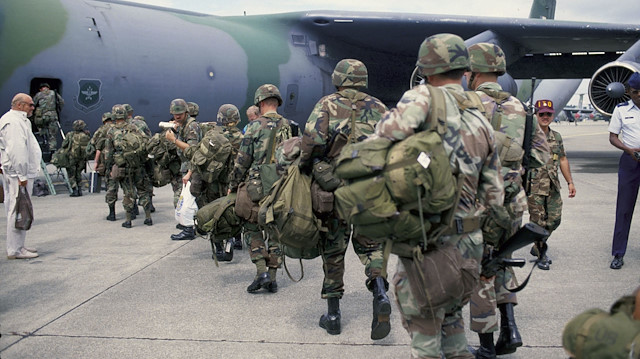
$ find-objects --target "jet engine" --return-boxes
[589,40,640,116]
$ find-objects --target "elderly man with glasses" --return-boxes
[608,72,640,270]
[526,99,576,270]
[0,93,42,259]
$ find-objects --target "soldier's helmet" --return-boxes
[217,104,240,125]
[123,104,133,114]
[416,33,470,76]
[112,105,127,120]
[72,119,87,131]
[102,112,112,123]
[468,43,506,76]
[111,104,121,114]
[170,99,188,114]
[331,59,368,88]
[187,102,199,117]
[254,84,283,106]
[40,83,50,89]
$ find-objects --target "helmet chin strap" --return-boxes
[467,72,477,90]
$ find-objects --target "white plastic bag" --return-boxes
[175,181,198,226]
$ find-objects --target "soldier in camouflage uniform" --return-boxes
[125,104,155,213]
[527,99,576,269]
[61,119,91,197]
[188,102,200,120]
[92,112,115,217]
[229,84,292,294]
[375,34,504,359]
[165,99,203,240]
[298,59,391,339]
[104,107,123,222]
[466,43,550,359]
[103,105,152,228]
[33,83,64,151]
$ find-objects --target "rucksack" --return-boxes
[190,129,232,183]
[195,193,243,239]
[113,129,147,168]
[70,131,90,162]
[334,85,467,245]
[32,179,50,197]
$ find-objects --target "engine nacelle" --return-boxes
[589,61,640,116]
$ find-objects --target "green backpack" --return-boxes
[113,129,147,168]
[334,85,462,245]
[70,131,90,162]
[191,129,232,183]
[195,193,243,239]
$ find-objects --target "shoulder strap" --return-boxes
[425,84,447,136]
[337,89,369,144]
[264,115,285,164]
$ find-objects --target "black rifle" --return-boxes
[521,77,536,195]
[481,222,549,286]
[52,90,65,140]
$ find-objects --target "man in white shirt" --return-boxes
[608,72,640,269]
[0,93,42,259]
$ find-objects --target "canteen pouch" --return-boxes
[110,164,126,180]
[334,175,397,225]
[333,136,392,179]
[311,181,334,215]
[401,244,479,316]
[235,182,259,223]
[312,160,341,191]
[246,178,263,202]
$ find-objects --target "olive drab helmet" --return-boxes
[416,33,470,76]
[72,119,87,131]
[170,98,188,114]
[123,104,133,115]
[468,43,507,75]
[254,84,283,106]
[112,105,127,120]
[187,102,199,117]
[331,59,368,88]
[102,112,112,123]
[217,104,240,125]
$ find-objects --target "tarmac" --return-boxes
[0,120,638,359]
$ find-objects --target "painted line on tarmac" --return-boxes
[562,131,609,139]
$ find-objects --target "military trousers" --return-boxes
[105,172,120,206]
[244,222,281,271]
[527,186,562,235]
[320,217,386,299]
[469,264,518,333]
[66,160,86,190]
[118,168,151,213]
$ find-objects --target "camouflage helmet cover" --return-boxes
[170,98,188,114]
[332,59,368,88]
[417,33,470,76]
[72,119,87,131]
[112,105,127,119]
[123,103,133,114]
[254,84,283,106]
[468,43,506,75]
[217,104,240,125]
[187,102,199,117]
[102,112,113,122]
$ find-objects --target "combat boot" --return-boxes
[70,187,79,197]
[319,297,341,335]
[122,212,132,228]
[132,200,139,216]
[106,204,116,221]
[143,209,152,226]
[247,272,271,293]
[474,333,496,359]
[77,187,83,196]
[495,303,522,355]
[369,276,392,340]
[149,198,155,213]
[171,226,195,240]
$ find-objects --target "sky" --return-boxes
[132,0,640,106]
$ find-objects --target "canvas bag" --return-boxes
[175,181,198,226]
[70,131,90,162]
[191,130,232,183]
[15,186,34,230]
[195,193,243,238]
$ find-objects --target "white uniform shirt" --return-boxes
[0,109,42,181]
[608,100,640,148]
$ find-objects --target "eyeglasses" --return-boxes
[22,102,35,107]
[538,113,553,117]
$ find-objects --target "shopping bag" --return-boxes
[15,186,34,230]
[175,181,198,226]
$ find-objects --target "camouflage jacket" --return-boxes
[33,89,64,118]
[229,112,292,190]
[61,130,90,162]
[376,83,504,246]
[130,116,152,137]
[529,127,564,195]
[103,121,144,169]
[300,87,388,165]
[476,82,549,216]
[92,123,113,152]
[220,125,243,151]
[176,116,202,173]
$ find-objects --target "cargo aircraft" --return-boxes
[1,0,639,140]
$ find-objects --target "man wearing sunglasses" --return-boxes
[527,99,576,270]
[608,72,640,270]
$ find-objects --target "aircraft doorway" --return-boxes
[30,78,63,97]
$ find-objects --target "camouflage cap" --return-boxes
[254,84,283,106]
[417,33,470,76]
[170,98,188,114]
[112,105,127,119]
[217,104,240,125]
[332,59,368,88]
[72,119,87,131]
[123,104,133,114]
[468,43,506,75]
[111,104,121,114]
[102,112,113,122]
[187,102,199,117]
[133,115,146,122]
[40,83,50,89]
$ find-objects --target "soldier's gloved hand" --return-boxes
[480,252,500,279]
